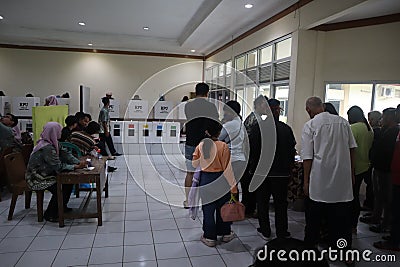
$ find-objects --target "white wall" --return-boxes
[0,48,202,117]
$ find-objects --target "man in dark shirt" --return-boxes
[364,108,399,233]
[255,99,296,238]
[183,83,219,208]
[59,115,78,142]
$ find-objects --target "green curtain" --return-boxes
[32,105,69,144]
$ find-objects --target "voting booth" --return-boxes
[153,101,174,120]
[100,99,120,119]
[177,102,187,120]
[123,121,139,144]
[12,97,40,117]
[57,98,70,112]
[128,100,149,119]
[19,119,33,133]
[0,96,12,115]
[138,121,152,143]
[110,121,124,143]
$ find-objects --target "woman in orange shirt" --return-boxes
[192,120,238,247]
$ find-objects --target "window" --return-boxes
[260,46,272,64]
[235,55,245,71]
[325,82,400,117]
[276,38,291,60]
[275,85,289,123]
[259,84,271,98]
[247,50,257,68]
[226,61,232,75]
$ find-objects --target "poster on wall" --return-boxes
[80,85,91,114]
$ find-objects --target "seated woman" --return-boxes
[26,122,85,222]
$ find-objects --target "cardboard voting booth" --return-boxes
[110,121,124,144]
[57,98,70,112]
[138,121,152,143]
[123,121,139,144]
[177,102,187,120]
[12,97,40,116]
[154,101,174,120]
[0,96,12,115]
[32,105,68,144]
[128,100,149,119]
[19,119,33,133]
[100,99,120,119]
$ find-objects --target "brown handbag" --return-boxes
[220,194,246,222]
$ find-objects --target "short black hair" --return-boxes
[323,102,338,115]
[102,97,110,105]
[85,113,92,121]
[383,107,397,122]
[225,100,241,116]
[195,83,209,96]
[85,121,100,135]
[6,113,18,127]
[65,115,78,127]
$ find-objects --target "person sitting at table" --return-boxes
[26,122,86,222]
[59,115,78,142]
[74,112,90,132]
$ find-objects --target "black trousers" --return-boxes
[363,168,374,209]
[352,169,372,228]
[391,185,400,246]
[99,133,116,156]
[304,198,352,249]
[240,166,257,215]
[44,183,73,218]
[256,176,289,237]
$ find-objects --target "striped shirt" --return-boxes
[70,131,96,155]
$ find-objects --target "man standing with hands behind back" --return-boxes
[98,97,122,158]
[183,83,219,208]
[301,97,357,265]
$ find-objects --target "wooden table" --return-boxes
[56,157,108,227]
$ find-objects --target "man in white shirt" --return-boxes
[301,97,356,254]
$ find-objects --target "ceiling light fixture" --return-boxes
[143,26,149,31]
[245,4,253,9]
[88,43,93,46]
[0,15,3,20]
[78,21,86,26]
[190,49,196,53]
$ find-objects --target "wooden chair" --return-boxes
[0,147,14,201]
[21,144,34,166]
[3,152,44,221]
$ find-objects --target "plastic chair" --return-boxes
[4,152,44,221]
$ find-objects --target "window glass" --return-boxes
[276,38,291,60]
[374,84,400,111]
[247,50,257,68]
[236,89,245,117]
[325,83,373,117]
[244,86,257,118]
[226,61,232,75]
[235,55,245,71]
[218,64,224,77]
[259,84,270,98]
[275,85,289,123]
[260,46,272,64]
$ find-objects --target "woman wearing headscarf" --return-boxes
[26,122,85,222]
[44,95,59,106]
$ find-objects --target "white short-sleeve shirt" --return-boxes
[301,112,357,203]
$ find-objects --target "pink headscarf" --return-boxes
[44,95,59,106]
[32,122,62,154]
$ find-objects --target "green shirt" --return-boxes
[350,122,374,175]
[98,107,110,134]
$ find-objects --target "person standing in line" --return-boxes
[254,99,296,239]
[242,95,268,217]
[363,108,399,233]
[219,100,246,185]
[347,106,374,234]
[98,97,122,157]
[192,120,238,247]
[302,97,356,264]
[374,104,400,251]
[183,83,219,208]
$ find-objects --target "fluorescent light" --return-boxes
[143,26,149,31]
[78,21,86,26]
[245,4,253,9]
[0,15,3,20]
[88,43,93,46]
[190,49,196,53]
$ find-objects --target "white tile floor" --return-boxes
[0,154,398,266]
